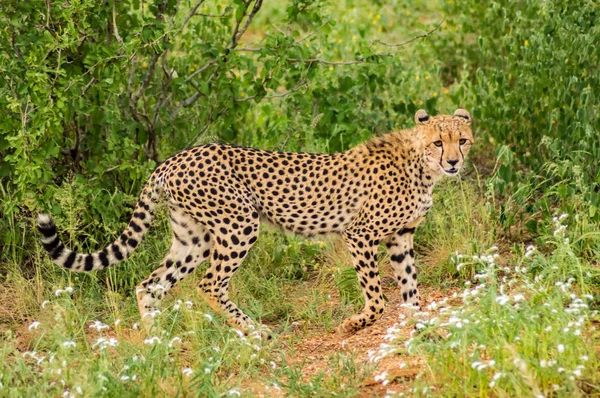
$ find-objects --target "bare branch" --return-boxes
[185,107,229,148]
[178,0,264,110]
[177,0,207,35]
[193,12,228,18]
[184,59,217,83]
[234,81,308,102]
[112,1,124,46]
[371,17,445,48]
[296,18,331,43]
[286,57,365,65]
[235,18,330,53]
[131,51,161,104]
[236,47,263,52]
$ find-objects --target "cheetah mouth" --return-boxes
[443,168,459,175]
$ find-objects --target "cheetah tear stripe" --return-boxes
[37,183,160,272]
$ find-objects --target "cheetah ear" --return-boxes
[453,109,471,123]
[414,109,430,125]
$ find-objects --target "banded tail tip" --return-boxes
[37,213,57,237]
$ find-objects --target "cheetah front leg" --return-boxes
[338,231,385,334]
[387,220,423,310]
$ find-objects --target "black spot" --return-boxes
[129,221,142,233]
[84,254,94,271]
[42,235,60,252]
[112,244,124,260]
[185,255,193,263]
[243,226,253,235]
[99,250,109,267]
[390,254,405,263]
[63,251,77,269]
[50,243,65,260]
[127,238,138,248]
[38,222,56,238]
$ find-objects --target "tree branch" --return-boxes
[286,57,365,65]
[234,80,308,102]
[371,17,445,48]
[177,0,264,111]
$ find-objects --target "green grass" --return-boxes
[2,0,600,396]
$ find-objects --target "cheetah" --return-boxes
[37,109,473,334]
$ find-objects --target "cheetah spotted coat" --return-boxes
[38,109,473,334]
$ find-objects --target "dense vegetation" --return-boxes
[1,0,599,396]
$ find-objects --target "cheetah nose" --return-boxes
[447,159,459,167]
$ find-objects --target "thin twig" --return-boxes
[112,1,124,46]
[184,59,217,83]
[176,0,207,36]
[234,81,308,102]
[296,18,331,43]
[286,57,365,65]
[236,47,263,52]
[185,107,229,148]
[235,18,331,53]
[178,0,264,111]
[371,17,446,48]
[193,12,229,18]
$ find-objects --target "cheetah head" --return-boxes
[415,109,473,176]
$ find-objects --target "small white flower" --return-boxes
[270,361,277,369]
[496,296,509,306]
[92,337,118,350]
[144,336,162,345]
[41,300,50,308]
[182,367,194,377]
[168,337,182,348]
[581,355,589,362]
[62,341,76,349]
[114,319,121,326]
[120,375,130,381]
[28,321,41,331]
[557,344,565,354]
[133,323,139,330]
[203,313,213,322]
[185,300,193,309]
[228,389,241,396]
[89,320,109,332]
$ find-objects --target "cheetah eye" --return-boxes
[433,140,443,147]
[459,138,468,145]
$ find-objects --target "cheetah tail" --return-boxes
[36,182,161,272]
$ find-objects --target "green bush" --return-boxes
[435,0,600,217]
[0,0,448,265]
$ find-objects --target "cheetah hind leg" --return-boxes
[196,228,272,340]
[135,214,211,331]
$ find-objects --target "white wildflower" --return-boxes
[144,336,162,345]
[62,341,76,349]
[89,320,109,332]
[182,368,194,377]
[557,344,565,354]
[228,389,241,396]
[28,321,41,331]
[92,337,118,350]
